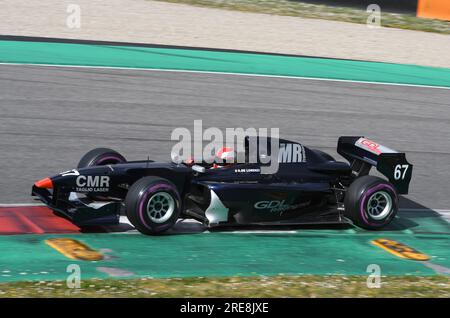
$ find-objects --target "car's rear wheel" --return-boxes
[344,175,398,230]
[125,176,181,235]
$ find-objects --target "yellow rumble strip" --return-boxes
[45,238,104,261]
[372,238,430,261]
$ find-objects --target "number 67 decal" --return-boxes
[394,164,409,180]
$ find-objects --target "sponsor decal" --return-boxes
[254,200,310,214]
[234,168,261,173]
[75,175,110,192]
[60,169,110,192]
[372,238,430,261]
[278,143,306,163]
[355,138,397,155]
[45,238,104,261]
[117,183,130,190]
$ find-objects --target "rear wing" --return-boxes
[337,136,413,194]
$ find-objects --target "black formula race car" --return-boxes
[32,136,412,235]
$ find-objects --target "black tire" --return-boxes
[77,148,126,168]
[125,176,181,235]
[344,175,398,230]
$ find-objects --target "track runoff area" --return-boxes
[0,39,449,283]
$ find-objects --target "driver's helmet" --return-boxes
[213,147,235,168]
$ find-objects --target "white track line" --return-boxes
[0,203,45,207]
[0,62,449,90]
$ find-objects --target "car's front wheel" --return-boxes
[77,147,126,168]
[344,175,398,230]
[125,176,181,235]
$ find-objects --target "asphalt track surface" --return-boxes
[0,64,449,210]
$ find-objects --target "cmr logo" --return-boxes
[76,175,110,192]
[278,143,305,163]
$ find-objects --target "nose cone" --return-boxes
[34,177,53,189]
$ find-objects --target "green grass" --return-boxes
[1,275,449,297]
[153,0,450,34]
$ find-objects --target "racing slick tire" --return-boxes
[344,175,398,230]
[77,148,126,168]
[125,176,181,235]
